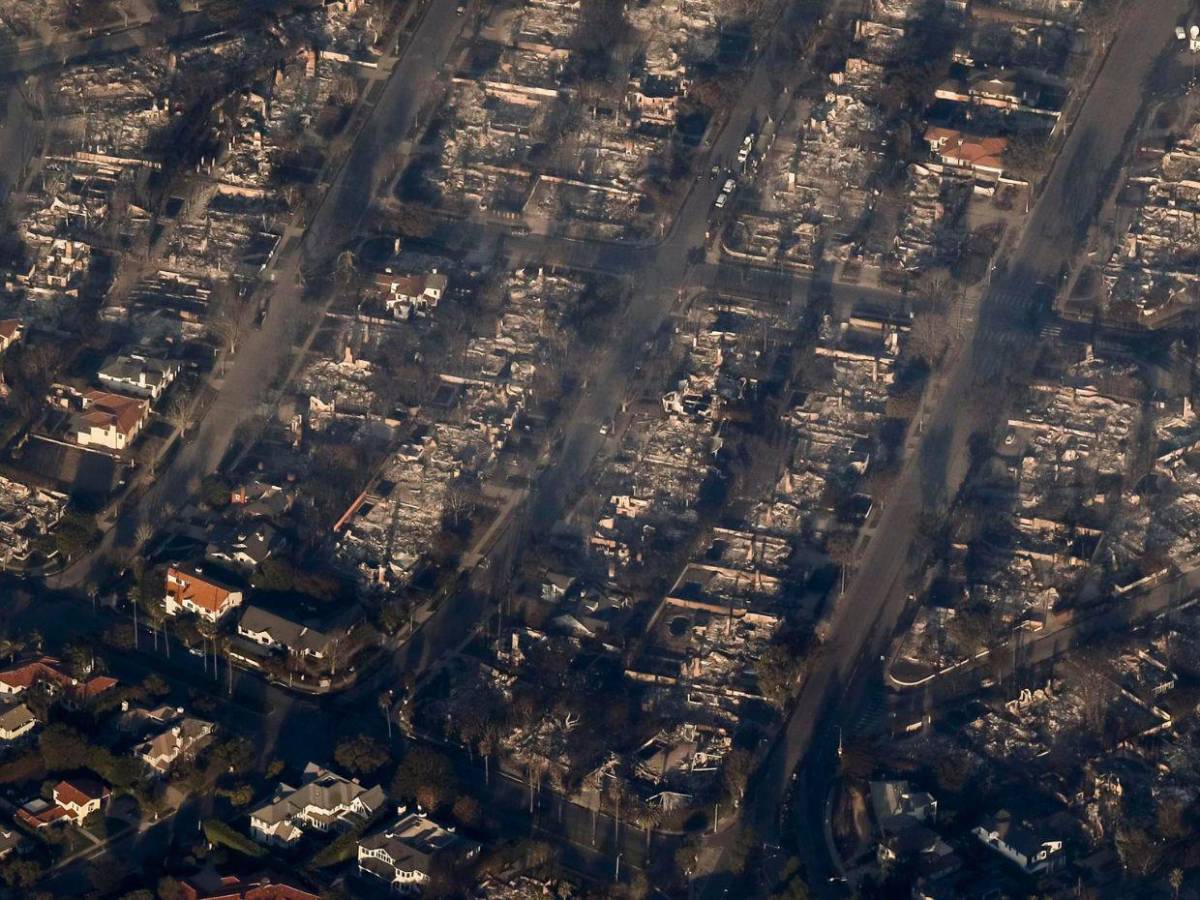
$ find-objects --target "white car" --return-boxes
[715,193,728,209]
[723,178,736,193]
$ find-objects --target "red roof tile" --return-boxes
[54,778,107,808]
[0,658,74,692]
[81,390,148,437]
[166,564,241,614]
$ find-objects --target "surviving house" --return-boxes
[205,521,283,570]
[923,127,1008,180]
[237,606,334,660]
[0,657,74,696]
[357,807,481,891]
[878,821,962,882]
[249,763,386,846]
[73,389,150,450]
[972,810,1064,874]
[97,353,179,400]
[134,716,214,773]
[0,703,36,743]
[378,270,448,320]
[934,68,1064,119]
[55,779,108,825]
[163,563,245,622]
[179,873,319,900]
[52,779,108,826]
[870,780,938,833]
[0,658,115,710]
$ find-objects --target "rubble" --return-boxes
[0,475,67,571]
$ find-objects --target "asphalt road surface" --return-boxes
[707,0,1193,894]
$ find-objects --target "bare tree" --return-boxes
[135,519,156,549]
[166,393,199,438]
[478,723,500,785]
[332,73,359,107]
[336,249,357,287]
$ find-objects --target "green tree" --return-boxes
[771,857,810,899]
[38,724,90,771]
[0,859,42,888]
[55,511,98,561]
[333,734,390,776]
[142,674,170,698]
[202,819,266,858]
[391,747,457,809]
[88,858,124,895]
[200,475,232,509]
[452,794,482,828]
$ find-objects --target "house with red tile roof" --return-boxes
[180,873,318,900]
[0,657,74,696]
[65,675,119,710]
[74,389,149,451]
[376,270,447,320]
[164,563,245,622]
[15,798,68,829]
[0,658,117,706]
[53,778,108,825]
[16,778,109,829]
[923,127,1008,179]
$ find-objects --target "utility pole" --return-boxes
[614,789,620,843]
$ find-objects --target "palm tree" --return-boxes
[637,801,662,857]
[143,601,165,654]
[0,636,25,663]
